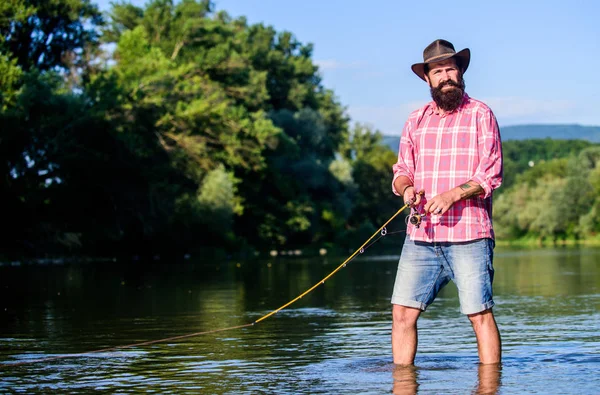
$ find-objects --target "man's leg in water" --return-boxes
[469,308,501,364]
[392,304,421,365]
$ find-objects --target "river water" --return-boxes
[1,246,599,394]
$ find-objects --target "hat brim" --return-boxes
[411,48,471,81]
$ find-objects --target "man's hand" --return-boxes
[424,181,483,215]
[424,190,459,215]
[403,187,425,207]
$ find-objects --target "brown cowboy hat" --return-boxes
[411,39,470,81]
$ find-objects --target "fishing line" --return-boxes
[2,324,254,367]
[1,203,410,368]
[254,202,409,323]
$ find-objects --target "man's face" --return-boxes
[424,58,465,112]
[424,59,460,89]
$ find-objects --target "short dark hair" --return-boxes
[424,57,463,76]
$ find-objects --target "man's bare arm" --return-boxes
[393,175,413,196]
[423,180,484,214]
[456,181,484,200]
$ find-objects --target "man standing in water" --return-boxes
[391,39,503,365]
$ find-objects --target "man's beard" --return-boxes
[430,78,466,112]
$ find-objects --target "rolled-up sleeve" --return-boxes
[392,120,416,196]
[469,109,503,199]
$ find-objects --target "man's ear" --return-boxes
[424,74,431,86]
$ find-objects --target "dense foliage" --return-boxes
[1,0,598,259]
[495,140,600,243]
[1,0,401,258]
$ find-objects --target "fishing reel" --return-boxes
[404,190,426,228]
[407,209,426,228]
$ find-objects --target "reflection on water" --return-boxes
[475,363,501,395]
[391,363,501,395]
[392,365,419,395]
[0,246,599,393]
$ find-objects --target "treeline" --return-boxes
[0,0,398,258]
[1,1,598,259]
[495,139,600,243]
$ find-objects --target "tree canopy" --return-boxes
[1,0,599,259]
[1,0,401,258]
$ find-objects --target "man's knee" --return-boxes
[467,308,495,327]
[392,304,420,329]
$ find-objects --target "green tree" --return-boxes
[0,0,102,72]
[571,147,600,237]
[494,144,600,243]
[0,55,22,108]
[337,123,404,248]
[0,0,104,255]
[100,0,350,252]
[500,139,594,193]
[0,0,387,257]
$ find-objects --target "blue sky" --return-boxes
[96,0,600,134]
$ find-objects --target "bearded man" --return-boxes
[391,39,503,365]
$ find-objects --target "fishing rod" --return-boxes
[1,202,411,368]
[255,202,410,323]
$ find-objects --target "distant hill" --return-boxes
[500,124,600,141]
[382,124,600,153]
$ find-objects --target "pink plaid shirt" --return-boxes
[392,94,503,242]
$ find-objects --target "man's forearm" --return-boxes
[394,175,413,196]
[450,180,484,202]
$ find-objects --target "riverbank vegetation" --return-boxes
[2,0,599,259]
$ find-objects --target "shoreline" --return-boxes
[495,237,600,248]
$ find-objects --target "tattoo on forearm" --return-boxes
[459,182,484,199]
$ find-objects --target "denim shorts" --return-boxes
[391,236,495,315]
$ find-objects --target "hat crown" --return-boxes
[411,39,470,81]
[423,39,457,63]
